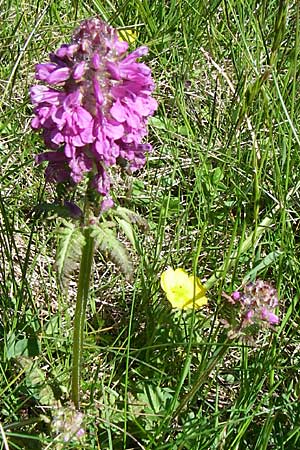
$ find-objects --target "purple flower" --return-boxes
[223,280,280,341]
[30,18,157,208]
[52,404,85,443]
[241,280,279,326]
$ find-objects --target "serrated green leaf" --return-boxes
[90,223,133,279]
[56,222,86,285]
[113,206,148,231]
[116,218,136,249]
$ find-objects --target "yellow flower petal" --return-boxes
[160,268,207,310]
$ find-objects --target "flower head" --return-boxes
[222,279,280,341]
[240,280,279,325]
[160,268,207,309]
[30,18,157,209]
[52,404,85,443]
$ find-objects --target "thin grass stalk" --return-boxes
[174,341,229,418]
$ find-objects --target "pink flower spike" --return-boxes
[30,85,62,105]
[244,310,254,323]
[64,201,83,218]
[30,17,157,204]
[113,40,128,54]
[110,99,127,122]
[93,78,104,105]
[267,312,279,325]
[31,117,40,129]
[261,307,279,325]
[55,44,69,58]
[124,46,149,62]
[76,428,85,438]
[106,61,121,80]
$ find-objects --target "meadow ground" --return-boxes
[1,1,300,449]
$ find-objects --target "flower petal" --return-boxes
[161,268,207,310]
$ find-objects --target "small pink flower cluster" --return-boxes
[52,405,85,443]
[222,280,279,341]
[231,280,279,327]
[30,18,157,210]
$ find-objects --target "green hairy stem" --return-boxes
[71,228,94,409]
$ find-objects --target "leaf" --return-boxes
[45,315,60,336]
[56,221,86,285]
[113,206,149,231]
[34,201,82,219]
[211,167,224,185]
[242,251,282,284]
[6,332,40,360]
[116,218,136,249]
[137,385,176,416]
[16,357,56,405]
[90,223,133,280]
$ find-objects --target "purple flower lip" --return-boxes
[73,61,86,80]
[100,197,114,213]
[30,18,158,209]
[231,291,241,301]
[260,307,279,325]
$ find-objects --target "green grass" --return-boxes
[1,0,300,448]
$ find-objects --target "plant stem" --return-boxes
[71,228,94,409]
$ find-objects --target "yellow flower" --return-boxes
[160,268,208,309]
